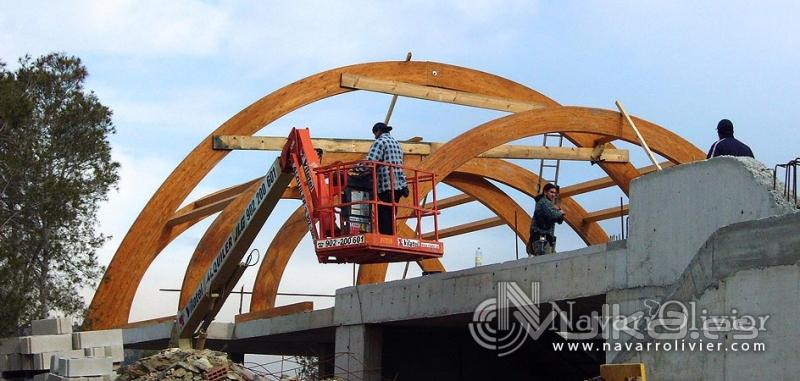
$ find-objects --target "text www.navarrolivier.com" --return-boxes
[553,340,766,353]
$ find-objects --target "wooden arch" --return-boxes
[86,60,703,329]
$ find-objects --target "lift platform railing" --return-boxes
[314,160,440,241]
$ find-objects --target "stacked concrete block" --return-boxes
[0,319,123,381]
[33,350,84,370]
[19,335,73,355]
[31,319,72,336]
[70,331,122,351]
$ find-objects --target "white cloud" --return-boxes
[0,0,229,60]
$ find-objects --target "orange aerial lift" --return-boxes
[175,127,444,344]
[281,127,444,264]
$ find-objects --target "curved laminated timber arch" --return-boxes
[86,60,704,329]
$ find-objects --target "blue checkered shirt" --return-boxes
[365,133,407,193]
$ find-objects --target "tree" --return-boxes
[0,53,119,336]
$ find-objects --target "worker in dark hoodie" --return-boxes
[527,183,564,256]
[707,119,754,159]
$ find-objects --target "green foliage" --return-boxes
[296,356,320,380]
[0,53,119,336]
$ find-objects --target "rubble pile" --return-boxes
[115,348,267,381]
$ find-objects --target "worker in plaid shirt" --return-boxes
[364,122,409,234]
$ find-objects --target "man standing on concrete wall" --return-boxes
[707,119,754,159]
[528,183,565,256]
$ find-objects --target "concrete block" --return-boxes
[0,354,6,371]
[19,335,73,354]
[32,319,73,336]
[33,349,84,370]
[3,353,33,371]
[33,373,49,381]
[56,356,113,377]
[71,330,122,349]
[0,337,18,354]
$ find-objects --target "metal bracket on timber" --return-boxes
[340,73,548,113]
[212,135,630,163]
[172,158,292,344]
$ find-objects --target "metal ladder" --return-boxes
[536,133,564,193]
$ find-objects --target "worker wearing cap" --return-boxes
[364,122,409,235]
[707,119,754,159]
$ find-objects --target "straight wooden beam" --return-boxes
[559,161,673,197]
[167,194,239,227]
[340,73,547,113]
[194,177,263,208]
[423,216,504,240]
[213,135,629,162]
[583,204,629,223]
[424,193,475,210]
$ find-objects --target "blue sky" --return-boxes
[2,1,798,323]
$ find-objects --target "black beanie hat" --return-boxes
[372,122,392,133]
[717,119,734,135]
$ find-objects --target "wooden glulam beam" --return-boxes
[583,204,629,223]
[167,194,239,227]
[560,161,673,197]
[171,159,670,229]
[340,73,547,113]
[213,135,629,162]
[423,216,504,240]
[193,177,263,208]
[167,184,300,227]
[424,193,475,210]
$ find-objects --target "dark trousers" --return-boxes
[527,232,556,256]
[377,190,403,235]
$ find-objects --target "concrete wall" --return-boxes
[626,157,795,288]
[613,212,800,380]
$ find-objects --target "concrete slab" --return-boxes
[19,335,72,354]
[72,330,122,349]
[56,357,112,377]
[32,319,73,336]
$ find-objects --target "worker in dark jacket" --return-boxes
[528,183,565,256]
[707,119,754,159]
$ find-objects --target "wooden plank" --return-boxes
[424,193,475,210]
[423,216,504,240]
[234,301,314,324]
[341,73,547,113]
[600,363,647,381]
[583,204,629,223]
[214,135,629,162]
[616,100,662,171]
